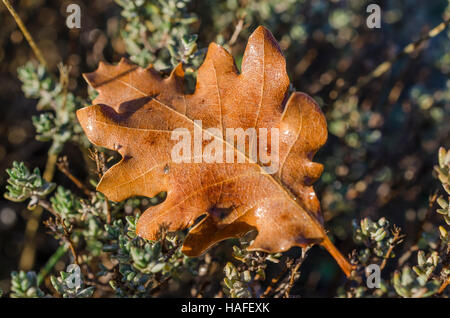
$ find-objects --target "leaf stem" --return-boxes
[320,235,355,278]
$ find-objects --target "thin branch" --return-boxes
[398,244,419,267]
[2,0,47,66]
[6,1,65,267]
[261,259,292,298]
[19,154,57,270]
[90,148,108,179]
[438,277,449,294]
[58,64,69,108]
[37,244,68,286]
[284,248,309,298]
[37,199,58,217]
[228,17,245,46]
[57,156,93,196]
[39,199,79,265]
[346,18,450,97]
[88,149,112,223]
[414,191,439,244]
[380,226,404,270]
[105,199,111,224]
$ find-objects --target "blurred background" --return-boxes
[0,0,449,297]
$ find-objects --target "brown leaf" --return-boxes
[77,26,354,277]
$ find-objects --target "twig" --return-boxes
[261,258,292,298]
[380,226,404,270]
[228,17,245,46]
[438,277,449,294]
[19,154,58,270]
[39,199,79,265]
[37,244,68,285]
[60,224,78,265]
[43,154,58,182]
[57,156,92,196]
[414,191,439,244]
[37,198,58,217]
[4,0,55,270]
[2,0,47,66]
[284,248,309,298]
[58,64,69,107]
[105,199,111,224]
[88,149,111,223]
[90,148,108,178]
[346,18,450,97]
[398,244,419,266]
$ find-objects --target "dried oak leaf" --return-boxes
[77,26,354,276]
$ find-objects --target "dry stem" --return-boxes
[2,0,47,66]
